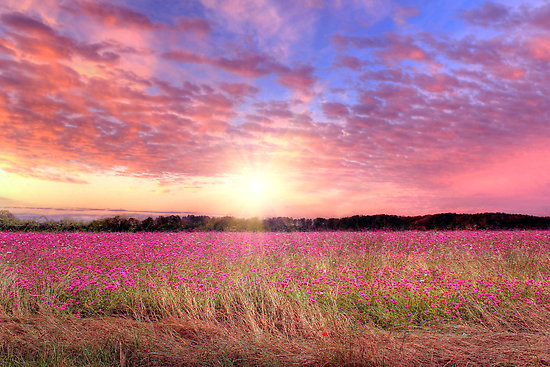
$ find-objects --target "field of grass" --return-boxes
[1,231,549,366]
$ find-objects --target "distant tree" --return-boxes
[154,215,183,231]
[127,217,140,232]
[0,210,16,220]
[0,210,21,231]
[141,217,155,231]
[2,209,550,232]
[313,218,327,231]
[264,217,295,232]
[183,215,209,231]
[206,216,233,231]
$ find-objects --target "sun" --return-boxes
[247,175,268,198]
[225,168,284,217]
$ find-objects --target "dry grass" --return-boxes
[1,314,549,366]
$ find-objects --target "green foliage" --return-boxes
[1,210,549,232]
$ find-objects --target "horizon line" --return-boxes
[2,206,549,221]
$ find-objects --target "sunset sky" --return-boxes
[1,0,550,219]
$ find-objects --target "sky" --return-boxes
[1,0,550,220]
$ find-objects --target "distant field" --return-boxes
[1,231,549,366]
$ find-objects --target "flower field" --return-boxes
[1,231,550,366]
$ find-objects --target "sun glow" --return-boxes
[247,175,269,198]
[225,168,286,217]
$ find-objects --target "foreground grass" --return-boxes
[1,231,550,366]
[1,315,549,366]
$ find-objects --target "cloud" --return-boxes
[162,49,316,95]
[0,53,253,181]
[0,12,126,63]
[461,1,511,28]
[219,82,260,100]
[322,102,349,118]
[332,32,434,65]
[333,55,364,71]
[319,2,550,195]
[174,17,211,35]
[392,5,419,26]
[162,50,274,77]
[331,33,384,50]
[275,65,316,98]
[526,35,550,61]
[63,1,154,29]
[376,33,433,64]
[0,196,18,206]
[61,1,211,35]
[198,0,316,57]
[1,0,550,216]
[462,1,550,31]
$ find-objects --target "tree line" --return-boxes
[1,210,549,232]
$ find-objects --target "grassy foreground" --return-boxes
[1,231,549,366]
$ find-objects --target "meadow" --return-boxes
[1,231,549,366]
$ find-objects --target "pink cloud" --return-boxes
[174,17,211,35]
[334,55,363,71]
[392,5,419,26]
[0,55,252,181]
[276,65,316,97]
[527,35,550,60]
[304,0,325,8]
[331,33,434,65]
[462,1,550,32]
[66,1,154,29]
[1,11,53,35]
[416,32,533,81]
[198,0,317,58]
[430,36,505,66]
[62,1,211,35]
[2,164,89,184]
[461,1,511,27]
[1,12,126,63]
[529,4,550,31]
[331,33,383,50]
[254,100,294,119]
[322,102,349,118]
[163,50,277,78]
[162,50,316,95]
[376,34,433,64]
[317,22,550,196]
[413,72,462,93]
[219,82,259,100]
